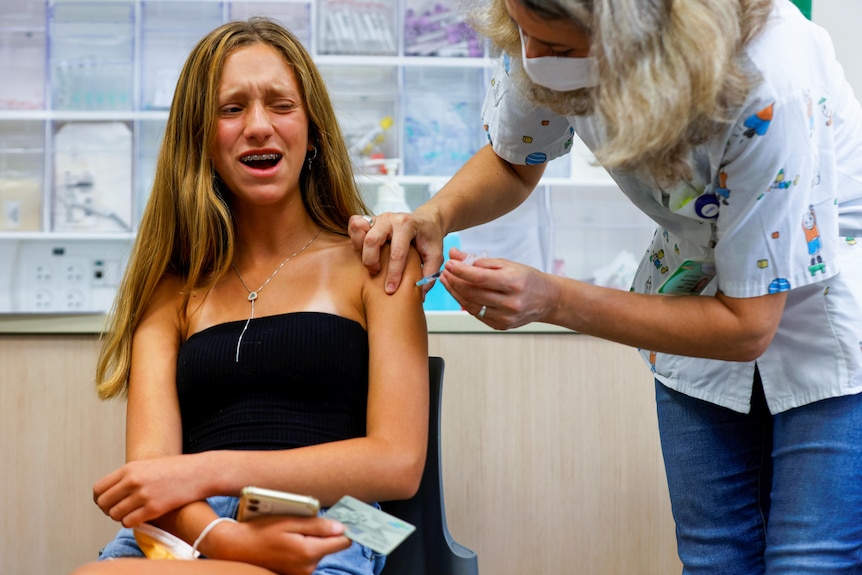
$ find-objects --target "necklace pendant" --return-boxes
[248,292,258,301]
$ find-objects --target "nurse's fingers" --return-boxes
[348,214,383,275]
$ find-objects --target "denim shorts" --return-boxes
[98,495,385,575]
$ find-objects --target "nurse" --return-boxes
[350,0,862,572]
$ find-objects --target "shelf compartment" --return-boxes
[51,120,133,233]
[0,26,47,110]
[319,64,399,172]
[404,0,484,58]
[230,2,312,48]
[402,65,486,176]
[0,120,44,232]
[49,1,135,111]
[317,0,398,56]
[135,118,167,221]
[140,1,224,110]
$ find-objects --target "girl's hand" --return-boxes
[208,515,352,575]
[93,454,209,527]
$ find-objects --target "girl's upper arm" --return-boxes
[125,275,185,460]
[362,246,429,451]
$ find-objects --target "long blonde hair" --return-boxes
[470,0,773,184]
[96,18,369,399]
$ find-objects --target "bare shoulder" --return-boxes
[138,273,186,332]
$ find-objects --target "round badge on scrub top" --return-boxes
[525,152,548,165]
[694,194,720,219]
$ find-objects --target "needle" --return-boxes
[414,251,487,286]
[415,270,442,286]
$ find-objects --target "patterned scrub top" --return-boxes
[482,0,862,414]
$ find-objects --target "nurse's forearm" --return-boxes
[419,144,543,236]
[546,276,787,362]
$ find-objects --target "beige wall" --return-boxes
[0,336,125,574]
[0,332,679,575]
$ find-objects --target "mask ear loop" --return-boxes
[306,146,318,171]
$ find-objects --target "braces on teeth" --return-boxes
[241,153,281,162]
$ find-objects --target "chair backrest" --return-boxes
[380,356,479,575]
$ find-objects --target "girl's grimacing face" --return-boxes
[210,42,312,207]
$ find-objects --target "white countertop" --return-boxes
[0,311,573,335]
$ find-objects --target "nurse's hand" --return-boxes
[348,209,445,295]
[440,248,562,330]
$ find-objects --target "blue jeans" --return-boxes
[656,373,862,574]
[98,496,385,575]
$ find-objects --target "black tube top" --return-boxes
[176,312,369,453]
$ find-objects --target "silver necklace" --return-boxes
[231,229,322,362]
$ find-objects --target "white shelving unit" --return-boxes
[0,0,655,316]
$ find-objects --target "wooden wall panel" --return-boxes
[1,333,680,575]
[0,335,125,575]
[428,333,680,575]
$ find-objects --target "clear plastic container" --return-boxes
[0,0,46,109]
[319,64,399,171]
[404,0,483,58]
[0,27,47,110]
[0,121,44,231]
[317,0,398,56]
[0,0,47,26]
[402,66,486,176]
[49,2,135,111]
[140,2,223,110]
[51,121,133,233]
[230,2,312,48]
[135,118,167,227]
[550,184,656,287]
[458,186,554,273]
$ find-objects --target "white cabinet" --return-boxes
[0,0,654,315]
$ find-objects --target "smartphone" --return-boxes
[237,486,321,521]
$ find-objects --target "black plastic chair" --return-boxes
[380,356,479,575]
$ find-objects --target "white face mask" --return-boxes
[519,27,598,91]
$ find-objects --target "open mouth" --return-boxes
[240,153,282,169]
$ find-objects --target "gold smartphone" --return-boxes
[237,486,321,521]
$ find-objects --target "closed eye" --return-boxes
[271,101,299,113]
[219,104,243,115]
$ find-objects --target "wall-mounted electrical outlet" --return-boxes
[62,260,86,285]
[2,238,133,313]
[62,288,86,310]
[33,262,53,284]
[31,288,54,311]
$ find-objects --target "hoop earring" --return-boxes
[306,146,318,171]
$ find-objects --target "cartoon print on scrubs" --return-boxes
[486,52,576,166]
[803,204,826,275]
[768,277,792,293]
[770,169,799,190]
[651,248,669,275]
[820,97,833,126]
[742,103,774,138]
[522,125,573,165]
[714,172,731,205]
